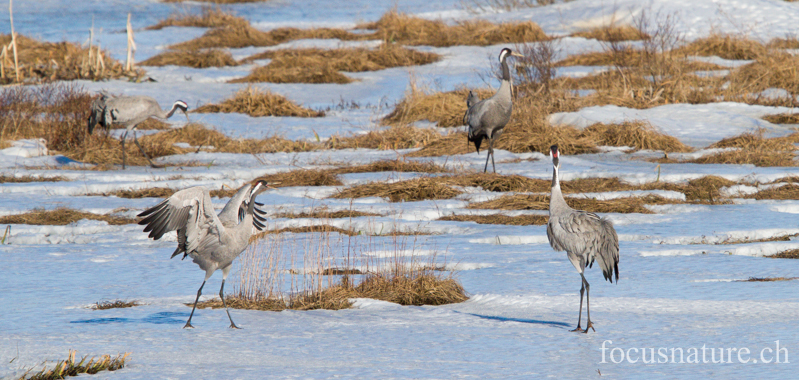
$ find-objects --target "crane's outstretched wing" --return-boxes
[238,201,268,231]
[548,210,619,283]
[137,186,224,259]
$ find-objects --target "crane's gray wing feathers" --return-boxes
[137,186,225,259]
[550,210,619,283]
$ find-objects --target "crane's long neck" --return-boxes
[497,58,513,104]
[161,103,181,119]
[550,164,569,211]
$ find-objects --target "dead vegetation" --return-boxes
[146,6,246,30]
[274,209,382,219]
[438,213,548,225]
[171,9,548,50]
[194,86,324,117]
[467,193,675,214]
[768,249,799,259]
[233,44,440,84]
[332,177,463,202]
[740,277,799,282]
[140,48,238,68]
[91,300,140,310]
[678,33,768,60]
[762,113,799,124]
[572,24,649,42]
[0,175,66,183]
[0,34,143,84]
[383,87,495,128]
[19,350,130,380]
[325,125,442,151]
[685,130,799,167]
[0,208,135,226]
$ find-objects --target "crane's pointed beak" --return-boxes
[511,52,525,58]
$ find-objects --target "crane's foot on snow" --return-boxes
[570,325,582,332]
[582,321,595,334]
[183,322,195,329]
[229,324,241,329]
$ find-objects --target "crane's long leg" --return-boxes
[133,129,163,169]
[120,129,129,170]
[219,279,240,329]
[582,274,595,333]
[489,138,497,173]
[570,280,585,332]
[184,280,206,329]
[483,141,491,173]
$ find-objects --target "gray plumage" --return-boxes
[546,145,619,333]
[464,48,524,173]
[137,180,271,329]
[88,94,189,169]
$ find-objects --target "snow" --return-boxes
[4,0,799,378]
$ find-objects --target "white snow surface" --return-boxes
[4,0,799,379]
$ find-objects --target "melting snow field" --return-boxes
[3,0,799,378]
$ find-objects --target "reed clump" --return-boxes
[140,49,238,68]
[20,350,130,380]
[572,24,649,42]
[147,7,247,30]
[0,208,135,225]
[194,86,324,117]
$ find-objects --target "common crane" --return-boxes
[137,180,272,329]
[546,145,619,333]
[88,94,189,169]
[464,48,524,173]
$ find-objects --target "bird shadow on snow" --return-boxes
[455,311,571,328]
[70,311,189,325]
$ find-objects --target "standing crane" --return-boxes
[464,47,524,173]
[137,180,272,329]
[545,145,619,333]
[88,94,189,169]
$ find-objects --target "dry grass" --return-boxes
[438,213,548,225]
[102,187,178,199]
[404,131,474,157]
[325,125,442,151]
[678,34,768,60]
[0,34,144,84]
[0,175,66,183]
[274,209,382,219]
[572,24,649,42]
[767,36,799,49]
[763,113,799,124]
[21,350,129,380]
[332,177,462,202]
[359,10,549,47]
[583,121,693,152]
[194,86,324,117]
[249,169,344,189]
[729,52,799,97]
[334,159,449,174]
[140,49,238,68]
[147,7,247,30]
[466,193,677,214]
[740,277,799,282]
[91,300,140,310]
[234,44,440,84]
[383,86,495,128]
[686,130,799,167]
[0,208,135,225]
[768,249,799,259]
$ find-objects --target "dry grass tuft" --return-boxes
[382,86,495,128]
[768,249,799,259]
[325,125,442,151]
[234,44,440,84]
[466,193,676,213]
[22,350,129,380]
[103,187,178,199]
[91,300,140,310]
[438,213,548,225]
[359,10,549,46]
[140,49,238,68]
[572,24,649,42]
[687,130,799,167]
[250,169,344,188]
[582,121,693,152]
[678,34,768,60]
[274,209,382,219]
[0,34,144,84]
[740,277,799,282]
[335,159,450,174]
[767,36,799,49]
[404,131,473,157]
[332,177,462,202]
[147,7,247,30]
[0,208,134,226]
[0,175,67,183]
[194,86,324,117]
[730,52,799,97]
[763,113,799,124]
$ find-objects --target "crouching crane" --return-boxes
[546,145,619,333]
[88,94,189,169]
[137,180,272,329]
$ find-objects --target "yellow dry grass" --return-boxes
[572,24,649,42]
[0,208,134,225]
[325,125,442,151]
[466,193,676,213]
[438,213,548,225]
[332,177,463,202]
[582,121,693,152]
[763,113,799,124]
[769,249,799,259]
[0,175,67,183]
[22,350,130,380]
[147,7,247,30]
[678,34,768,60]
[139,49,238,68]
[234,44,440,84]
[687,130,799,167]
[383,86,495,128]
[0,34,144,84]
[194,86,324,117]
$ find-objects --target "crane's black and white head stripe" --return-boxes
[499,48,513,62]
[551,145,559,168]
[173,100,189,113]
